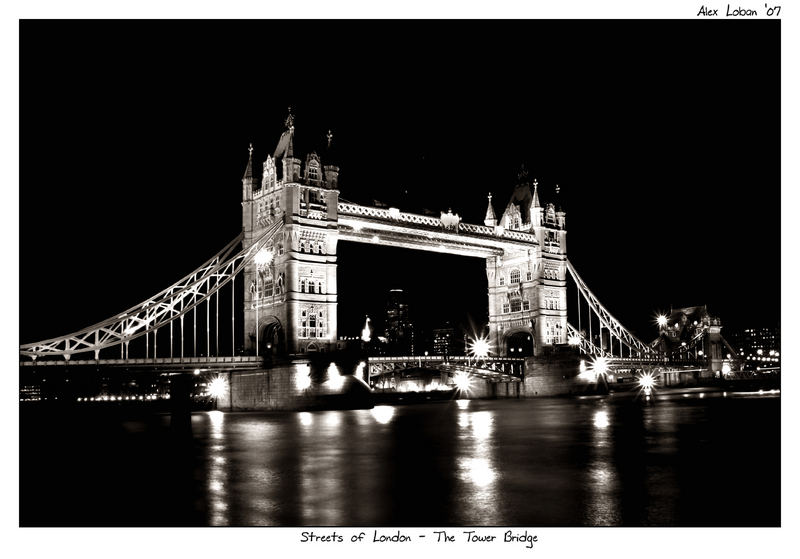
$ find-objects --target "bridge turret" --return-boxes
[323,129,340,189]
[484,193,497,227]
[531,179,542,227]
[275,109,301,183]
[242,143,256,202]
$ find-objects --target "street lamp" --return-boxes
[469,336,490,359]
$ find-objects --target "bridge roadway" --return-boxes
[368,355,526,382]
[18,356,264,372]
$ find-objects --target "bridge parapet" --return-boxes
[337,202,538,245]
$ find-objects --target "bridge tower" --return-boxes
[241,113,340,356]
[486,168,567,357]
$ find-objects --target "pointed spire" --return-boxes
[242,143,254,180]
[531,178,540,208]
[274,107,296,159]
[484,193,497,227]
[327,129,333,149]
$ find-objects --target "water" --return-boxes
[20,390,780,526]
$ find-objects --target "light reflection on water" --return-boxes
[187,396,778,526]
[585,405,619,525]
[455,409,501,523]
[206,411,229,526]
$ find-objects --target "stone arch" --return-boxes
[503,327,534,357]
[259,316,286,357]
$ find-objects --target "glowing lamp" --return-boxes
[208,376,228,399]
[638,372,656,391]
[592,356,609,377]
[327,363,344,390]
[470,336,490,359]
[656,315,668,327]
[454,371,471,391]
[254,247,273,267]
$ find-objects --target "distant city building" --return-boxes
[728,327,781,370]
[385,289,415,355]
[432,324,465,356]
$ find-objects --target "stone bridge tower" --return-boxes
[241,113,339,356]
[485,167,567,357]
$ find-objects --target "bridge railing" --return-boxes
[338,202,538,244]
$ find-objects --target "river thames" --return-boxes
[20,388,779,527]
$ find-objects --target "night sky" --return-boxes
[19,21,780,347]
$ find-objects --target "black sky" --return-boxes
[19,20,780,346]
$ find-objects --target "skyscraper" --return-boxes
[385,289,415,355]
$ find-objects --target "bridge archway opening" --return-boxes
[259,317,285,358]
[505,330,534,357]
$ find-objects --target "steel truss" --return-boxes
[566,259,655,357]
[566,322,610,358]
[20,221,284,360]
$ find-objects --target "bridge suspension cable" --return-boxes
[20,220,284,360]
[566,259,655,357]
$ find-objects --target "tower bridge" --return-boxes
[20,110,740,406]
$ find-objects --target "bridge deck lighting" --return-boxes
[470,336,490,359]
[254,247,273,267]
[327,363,344,390]
[592,356,609,377]
[638,372,656,391]
[208,376,228,399]
[454,371,471,391]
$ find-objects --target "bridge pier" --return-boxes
[219,355,372,411]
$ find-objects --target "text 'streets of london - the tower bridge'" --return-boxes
[20,111,742,405]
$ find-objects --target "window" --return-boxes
[499,276,505,286]
[502,303,510,314]
[526,271,532,281]
[317,281,323,294]
[510,269,521,284]
[523,299,530,311]
[309,282,315,294]
[510,299,521,313]
[318,241,324,254]
[300,240,306,253]
[278,243,284,255]
[308,163,320,182]
[300,279,306,293]
[309,312,317,337]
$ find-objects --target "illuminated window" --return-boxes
[309,312,317,337]
[510,269,521,284]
